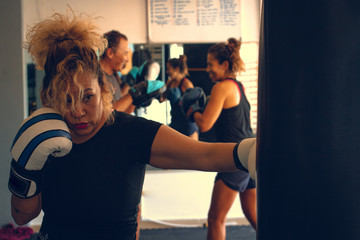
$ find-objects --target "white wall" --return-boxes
[241,0,260,42]
[142,171,245,223]
[0,0,26,226]
[23,0,148,43]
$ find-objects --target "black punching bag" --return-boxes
[257,1,360,239]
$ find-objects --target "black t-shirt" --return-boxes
[39,111,161,240]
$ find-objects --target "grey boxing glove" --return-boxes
[179,87,206,121]
[233,138,257,180]
[166,87,182,104]
[8,108,72,198]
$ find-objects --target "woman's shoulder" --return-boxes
[211,79,240,101]
[212,79,232,91]
[183,77,192,84]
[182,77,194,89]
[112,110,162,129]
[113,111,143,125]
[216,79,240,90]
[112,110,133,122]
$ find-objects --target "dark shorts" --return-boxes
[169,120,199,136]
[215,170,256,192]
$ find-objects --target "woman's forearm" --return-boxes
[113,94,134,112]
[150,125,238,172]
[11,194,41,226]
[193,112,213,133]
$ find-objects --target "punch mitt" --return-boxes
[233,138,257,180]
[137,60,161,83]
[123,67,139,86]
[129,80,166,107]
[8,108,72,198]
[179,87,206,121]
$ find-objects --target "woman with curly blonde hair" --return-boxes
[9,11,257,240]
[26,11,114,123]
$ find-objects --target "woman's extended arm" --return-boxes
[112,94,135,113]
[149,125,237,171]
[11,194,42,226]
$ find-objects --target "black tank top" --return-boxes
[214,79,254,142]
[170,78,186,120]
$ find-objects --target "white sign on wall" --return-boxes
[23,0,148,43]
[148,0,242,43]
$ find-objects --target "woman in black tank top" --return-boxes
[159,55,199,139]
[191,38,257,239]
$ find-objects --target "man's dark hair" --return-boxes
[100,30,128,59]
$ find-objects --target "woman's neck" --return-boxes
[172,75,185,86]
[219,73,236,82]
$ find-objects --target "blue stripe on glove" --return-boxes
[17,130,72,167]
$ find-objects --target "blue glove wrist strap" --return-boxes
[8,160,41,199]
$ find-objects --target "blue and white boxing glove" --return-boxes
[179,87,206,121]
[166,87,182,104]
[129,80,166,107]
[8,108,72,199]
[233,138,257,180]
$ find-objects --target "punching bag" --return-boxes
[257,1,360,239]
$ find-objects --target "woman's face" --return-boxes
[63,72,105,144]
[206,53,227,82]
[166,63,179,80]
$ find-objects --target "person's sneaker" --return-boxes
[0,223,34,240]
[13,225,34,240]
[0,224,15,240]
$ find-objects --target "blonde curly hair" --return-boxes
[24,10,114,123]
